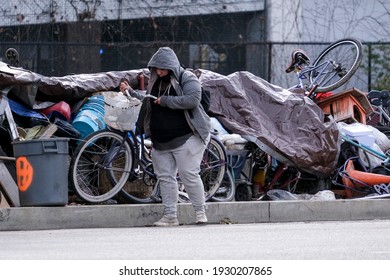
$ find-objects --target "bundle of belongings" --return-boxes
[1,62,339,179]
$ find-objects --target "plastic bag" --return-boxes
[264,189,336,201]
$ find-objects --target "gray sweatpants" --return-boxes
[152,134,210,217]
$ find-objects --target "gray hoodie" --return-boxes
[133,47,210,143]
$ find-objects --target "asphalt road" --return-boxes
[2,219,390,279]
[1,219,390,260]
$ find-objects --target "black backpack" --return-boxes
[179,70,211,113]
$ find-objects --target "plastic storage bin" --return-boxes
[341,125,375,147]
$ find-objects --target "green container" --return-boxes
[12,138,69,206]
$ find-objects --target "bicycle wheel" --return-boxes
[202,135,227,200]
[210,169,236,202]
[178,135,227,203]
[310,38,363,93]
[69,128,135,203]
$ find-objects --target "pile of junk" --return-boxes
[1,51,390,207]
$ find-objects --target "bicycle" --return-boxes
[120,131,228,204]
[286,38,363,101]
[68,91,228,204]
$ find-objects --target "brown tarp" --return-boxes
[0,62,340,177]
[198,69,340,177]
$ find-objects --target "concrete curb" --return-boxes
[1,199,390,231]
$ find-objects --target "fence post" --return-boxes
[267,42,272,82]
[37,42,41,74]
[367,43,372,92]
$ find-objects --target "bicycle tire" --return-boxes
[201,135,227,200]
[235,183,253,201]
[210,169,236,202]
[310,38,363,93]
[69,128,135,203]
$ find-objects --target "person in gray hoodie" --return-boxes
[120,47,211,226]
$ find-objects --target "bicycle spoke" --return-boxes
[69,129,134,203]
[309,38,362,93]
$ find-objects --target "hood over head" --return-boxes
[147,47,181,79]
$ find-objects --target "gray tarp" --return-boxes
[198,69,340,177]
[0,61,148,107]
[0,62,41,107]
[0,62,340,177]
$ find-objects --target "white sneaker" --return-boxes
[153,216,179,227]
[195,211,208,224]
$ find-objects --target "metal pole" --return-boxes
[368,43,372,92]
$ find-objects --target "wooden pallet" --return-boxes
[0,159,19,207]
[0,96,20,207]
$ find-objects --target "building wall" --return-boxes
[1,0,389,90]
[266,0,390,91]
[0,1,266,76]
[266,0,390,42]
[0,0,264,26]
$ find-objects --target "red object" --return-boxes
[342,160,390,198]
[138,73,145,90]
[38,101,71,121]
[315,92,333,102]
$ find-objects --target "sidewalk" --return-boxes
[1,198,390,231]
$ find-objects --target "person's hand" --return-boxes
[154,97,162,105]
[120,81,132,94]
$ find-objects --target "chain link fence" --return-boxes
[1,41,389,93]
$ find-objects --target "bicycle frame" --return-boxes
[127,129,157,184]
[288,38,363,101]
[290,60,340,98]
[370,104,390,127]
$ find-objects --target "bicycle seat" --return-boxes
[367,90,390,107]
[285,49,310,73]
